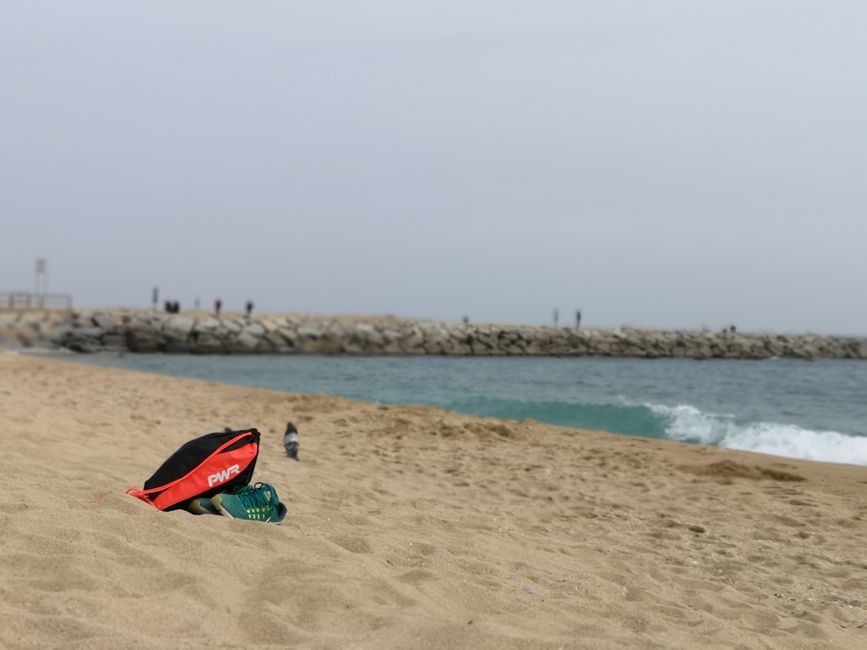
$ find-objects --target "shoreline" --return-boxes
[1,350,865,648]
[3,309,867,359]
[37,349,867,469]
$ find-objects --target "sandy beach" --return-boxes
[0,351,864,649]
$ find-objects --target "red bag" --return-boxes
[127,428,260,511]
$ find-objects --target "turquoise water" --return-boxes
[66,354,867,466]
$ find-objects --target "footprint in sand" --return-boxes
[398,569,437,583]
[329,535,372,554]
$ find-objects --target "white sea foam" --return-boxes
[20,347,73,356]
[647,403,867,466]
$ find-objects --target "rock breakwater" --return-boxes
[2,310,866,360]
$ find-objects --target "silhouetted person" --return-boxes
[462,315,470,324]
[730,325,737,333]
[553,308,559,326]
[215,299,222,317]
[174,301,181,314]
[245,301,254,317]
[575,309,582,330]
[164,300,171,313]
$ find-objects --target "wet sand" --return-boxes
[0,351,865,648]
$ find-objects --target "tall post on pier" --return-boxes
[34,258,47,308]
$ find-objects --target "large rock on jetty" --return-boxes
[1,309,865,360]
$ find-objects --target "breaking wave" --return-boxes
[646,403,867,466]
[443,396,867,466]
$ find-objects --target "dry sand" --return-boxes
[0,351,865,649]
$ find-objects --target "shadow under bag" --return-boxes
[127,428,260,511]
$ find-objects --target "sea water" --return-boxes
[67,354,867,466]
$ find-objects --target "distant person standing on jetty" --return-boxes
[575,309,582,330]
[214,299,222,317]
[245,301,254,318]
[553,309,559,327]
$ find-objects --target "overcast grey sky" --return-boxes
[1,1,865,333]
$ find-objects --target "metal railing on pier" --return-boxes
[0,292,73,310]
